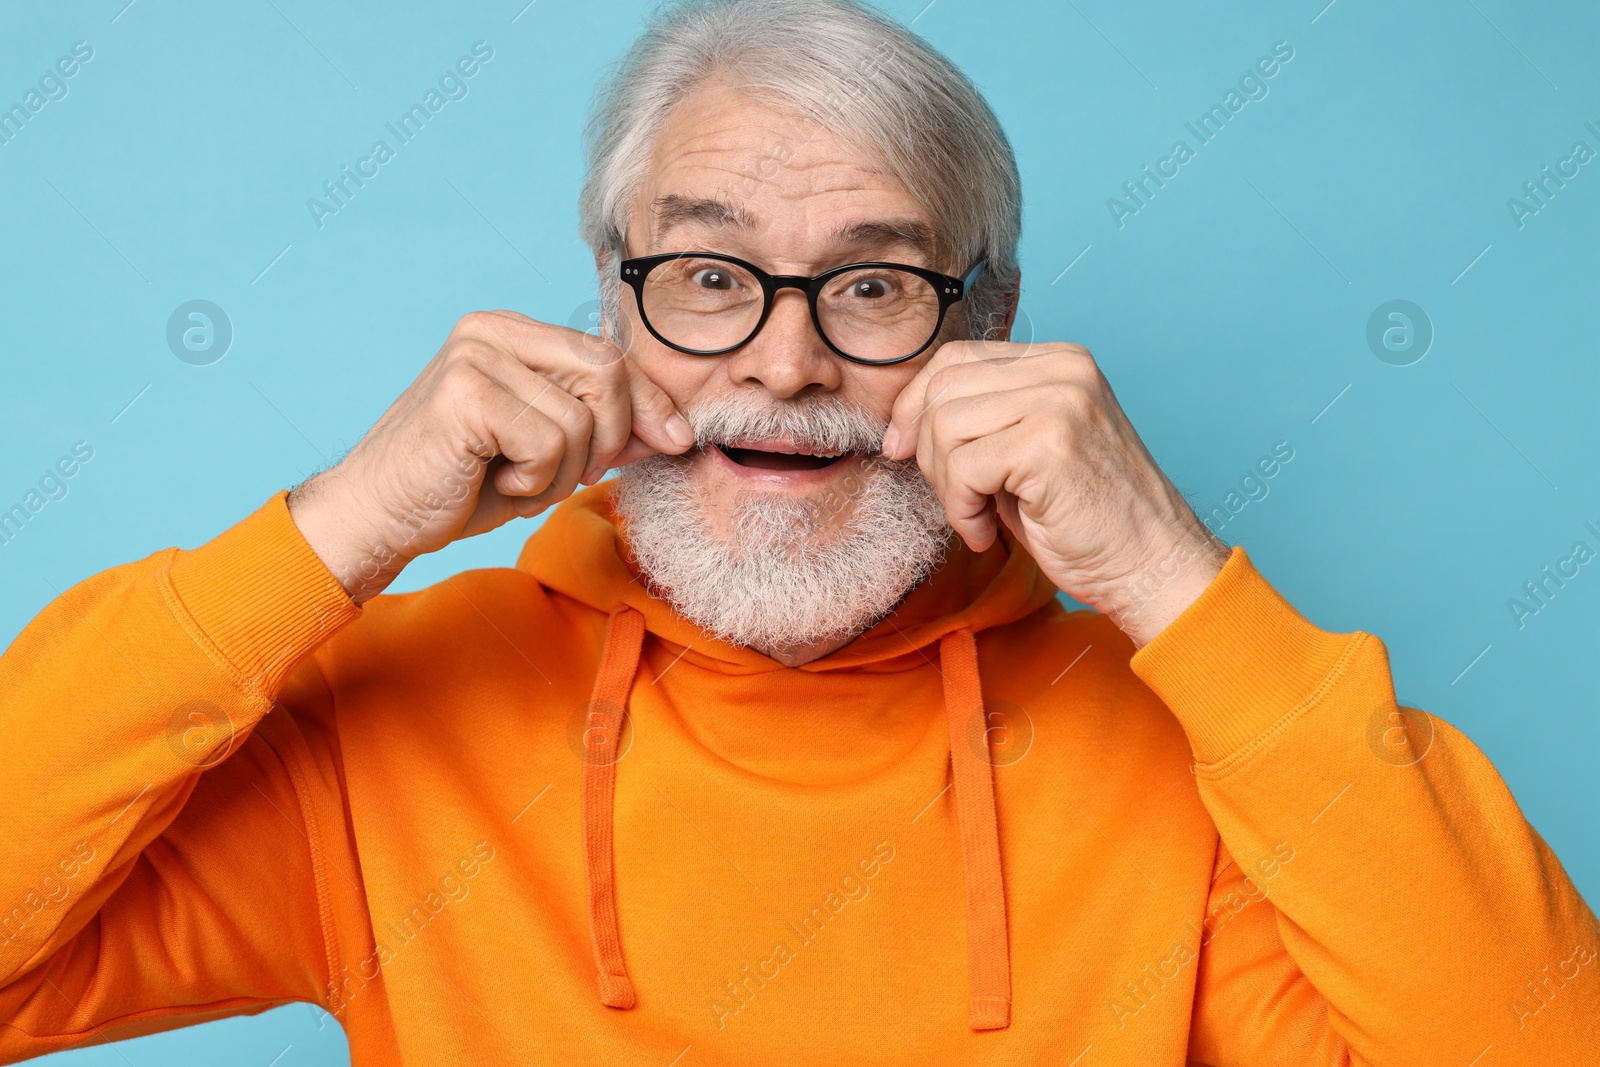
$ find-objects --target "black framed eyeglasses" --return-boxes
[619,251,984,366]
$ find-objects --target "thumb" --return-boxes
[625,361,695,457]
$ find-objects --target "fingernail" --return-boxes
[880,426,901,456]
[666,413,695,450]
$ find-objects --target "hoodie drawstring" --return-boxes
[939,627,1013,1030]
[580,610,1012,1031]
[582,604,645,1009]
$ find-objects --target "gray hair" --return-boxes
[578,0,1022,344]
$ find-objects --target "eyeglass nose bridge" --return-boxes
[745,273,887,362]
[757,274,827,326]
[751,274,830,340]
[766,274,819,295]
[712,276,840,384]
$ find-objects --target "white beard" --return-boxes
[613,393,951,652]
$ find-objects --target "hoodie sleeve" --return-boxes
[0,492,368,1059]
[1129,546,1600,1066]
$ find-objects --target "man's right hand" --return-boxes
[286,309,694,604]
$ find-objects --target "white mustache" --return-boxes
[683,393,887,455]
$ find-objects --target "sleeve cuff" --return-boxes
[164,490,360,698]
[1128,545,1362,766]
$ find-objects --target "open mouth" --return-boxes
[713,442,856,472]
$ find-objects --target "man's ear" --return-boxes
[997,273,1020,340]
[593,247,622,346]
[982,267,1022,342]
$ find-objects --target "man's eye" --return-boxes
[849,277,892,298]
[692,268,735,290]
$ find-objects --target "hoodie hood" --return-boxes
[514,482,1062,1031]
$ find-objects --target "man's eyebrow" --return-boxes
[651,193,756,244]
[832,219,944,266]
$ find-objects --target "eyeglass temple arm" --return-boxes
[960,258,987,291]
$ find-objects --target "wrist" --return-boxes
[1099,529,1230,649]
[287,472,412,605]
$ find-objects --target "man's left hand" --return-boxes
[881,341,1229,648]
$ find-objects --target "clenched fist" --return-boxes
[287,310,694,604]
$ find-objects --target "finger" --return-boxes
[464,312,638,487]
[914,388,1033,475]
[586,375,695,479]
[491,358,598,498]
[993,490,1025,544]
[624,358,696,457]
[493,406,573,504]
[883,343,967,460]
[552,344,692,485]
[609,433,667,470]
[575,360,695,485]
[937,431,1027,551]
[467,366,589,510]
[885,341,1048,460]
[464,313,688,483]
[558,341,640,486]
[913,386,1042,538]
[469,397,570,525]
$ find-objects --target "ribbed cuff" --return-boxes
[1128,546,1358,767]
[165,490,360,698]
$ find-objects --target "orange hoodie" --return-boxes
[1,485,1597,1065]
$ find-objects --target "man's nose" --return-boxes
[724,289,842,399]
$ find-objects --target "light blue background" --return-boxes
[2,0,1595,1062]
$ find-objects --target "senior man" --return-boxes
[3,0,1597,1063]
